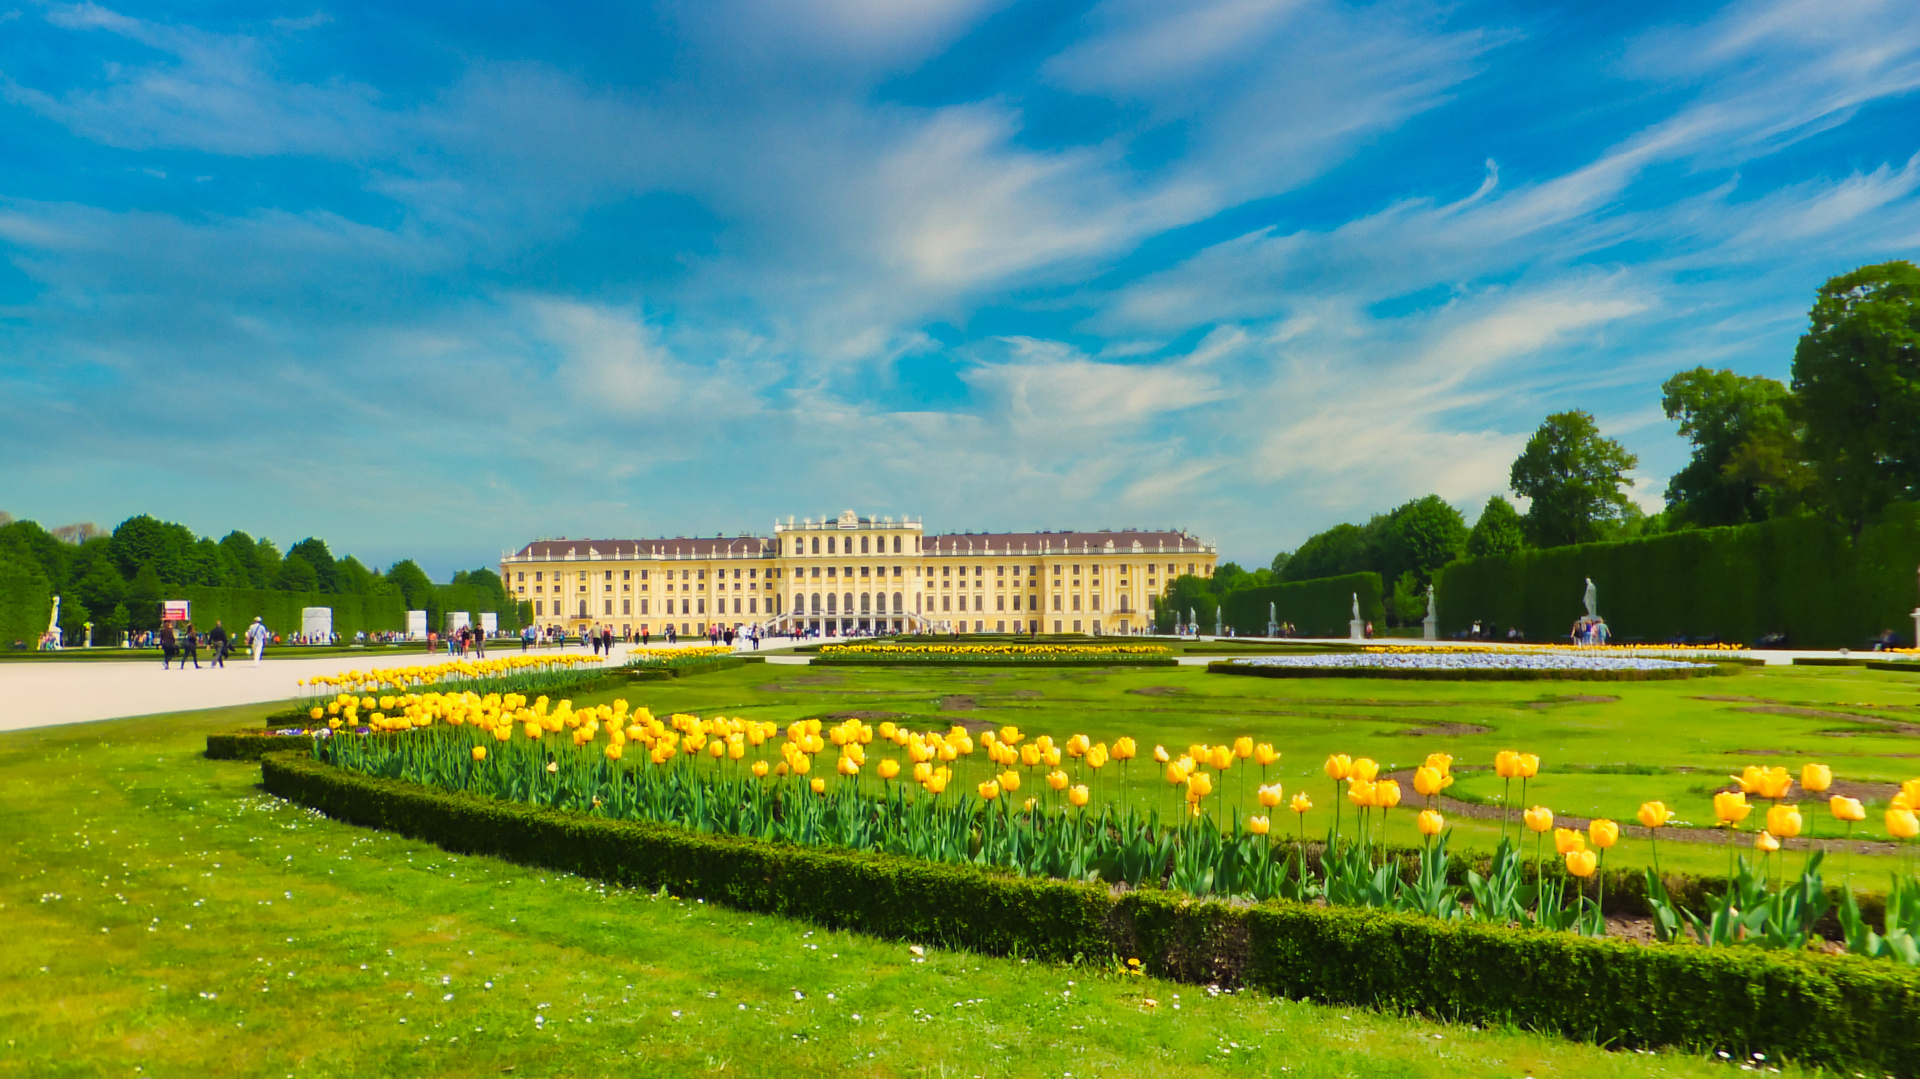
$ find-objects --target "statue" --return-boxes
[1352,593,1361,621]
[1349,592,1365,642]
[1583,578,1598,620]
[1423,584,1438,641]
[46,595,62,649]
[1188,608,1197,637]
[1267,601,1278,638]
[1215,610,1223,637]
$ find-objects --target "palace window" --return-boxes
[861,536,869,554]
[828,537,837,554]
[810,537,818,554]
[621,600,631,615]
[1052,596,1062,611]
[641,600,648,614]
[605,570,613,581]
[996,596,1004,611]
[535,601,543,615]
[1072,595,1081,611]
[893,536,901,553]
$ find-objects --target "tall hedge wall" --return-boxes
[1220,572,1385,637]
[0,553,53,648]
[1435,503,1920,647]
[174,586,408,637]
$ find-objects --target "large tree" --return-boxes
[1510,410,1639,547]
[109,515,194,584]
[1660,366,1799,527]
[385,559,436,611]
[1791,260,1920,532]
[1278,523,1374,581]
[1466,495,1525,558]
[1377,496,1467,591]
[286,538,339,593]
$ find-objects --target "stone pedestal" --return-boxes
[1423,612,1437,641]
[1349,619,1365,641]
[1267,621,1279,638]
[1911,607,1920,651]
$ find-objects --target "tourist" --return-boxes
[180,623,202,670]
[521,624,534,651]
[159,622,178,669]
[246,617,271,666]
[208,620,228,667]
[602,624,614,654]
[426,628,437,655]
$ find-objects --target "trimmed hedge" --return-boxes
[262,753,1920,1074]
[1206,660,1739,682]
[626,658,751,679]
[176,585,408,638]
[810,656,1178,668]
[207,731,316,760]
[1435,503,1920,649]
[0,551,52,650]
[1220,572,1385,639]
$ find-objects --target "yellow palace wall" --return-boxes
[501,513,1215,637]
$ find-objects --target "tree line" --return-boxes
[0,511,513,642]
[1179,260,1920,627]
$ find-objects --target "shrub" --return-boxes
[1206,661,1736,682]
[261,753,1920,1074]
[1219,572,1385,638]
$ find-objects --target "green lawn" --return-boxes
[6,661,1917,1075]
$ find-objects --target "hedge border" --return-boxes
[811,656,1179,668]
[1205,660,1740,682]
[261,752,1920,1074]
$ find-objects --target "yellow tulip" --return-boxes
[1351,758,1380,782]
[1423,752,1453,776]
[1376,779,1401,809]
[1023,797,1038,813]
[1754,831,1781,853]
[1713,790,1752,826]
[1637,801,1672,829]
[1253,743,1278,766]
[1087,745,1109,770]
[1257,783,1283,808]
[1248,815,1270,836]
[1066,734,1090,757]
[1324,754,1352,781]
[751,760,770,778]
[1047,769,1070,791]
[1417,809,1444,837]
[1068,784,1090,808]
[925,771,950,795]
[1209,745,1234,771]
[1186,772,1214,799]
[792,754,812,776]
[1165,762,1189,785]
[1554,827,1586,855]
[998,725,1023,745]
[1516,753,1540,778]
[471,745,487,762]
[604,741,624,761]
[1524,805,1554,833]
[1413,766,1446,797]
[1564,849,1598,878]
[1889,808,1920,840]
[1766,802,1802,839]
[1290,793,1313,814]
[978,780,1000,801]
[1830,795,1865,822]
[1154,745,1171,764]
[1494,750,1520,778]
[1347,778,1376,808]
[878,759,900,780]
[999,769,1022,793]
[1020,744,1043,768]
[1112,737,1137,761]
[1588,819,1619,849]
[1801,763,1833,793]
[1901,779,1920,807]
[1233,736,1254,760]
[810,777,827,794]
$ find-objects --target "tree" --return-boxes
[271,553,320,592]
[123,565,163,632]
[334,555,377,595]
[1377,496,1467,592]
[286,538,339,593]
[0,519,71,593]
[1279,523,1374,581]
[1209,562,1253,596]
[1510,411,1639,547]
[1791,260,1920,533]
[1155,574,1217,632]
[109,515,194,584]
[219,531,269,588]
[385,559,436,611]
[1660,367,1798,527]
[1392,571,1426,623]
[1466,496,1525,558]
[1269,550,1291,576]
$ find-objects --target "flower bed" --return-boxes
[260,751,1920,1074]
[815,642,1175,666]
[1211,652,1725,681]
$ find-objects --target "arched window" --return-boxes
[861,536,869,554]
[893,591,903,613]
[827,537,836,554]
[843,592,853,615]
[860,592,871,613]
[811,537,819,554]
[893,536,901,553]
[826,593,837,614]
[811,592,821,614]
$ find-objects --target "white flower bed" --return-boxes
[1226,653,1711,672]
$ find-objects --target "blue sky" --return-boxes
[2,0,1918,577]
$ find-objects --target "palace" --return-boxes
[501,510,1217,637]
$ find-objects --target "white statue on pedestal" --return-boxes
[1583,578,1598,620]
[1423,584,1438,641]
[1349,592,1365,642]
[1267,601,1278,638]
[46,595,62,649]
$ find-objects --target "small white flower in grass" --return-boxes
[793,990,804,1001]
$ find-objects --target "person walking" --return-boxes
[521,624,533,651]
[246,617,270,666]
[207,620,228,668]
[181,623,202,669]
[159,622,178,669]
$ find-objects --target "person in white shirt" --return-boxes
[245,617,271,666]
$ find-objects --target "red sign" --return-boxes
[162,600,190,622]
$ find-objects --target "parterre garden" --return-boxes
[9,652,1920,1075]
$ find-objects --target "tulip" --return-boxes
[1554,827,1586,855]
[1023,797,1038,813]
[1248,815,1270,836]
[1209,745,1234,771]
[1086,745,1108,770]
[1494,749,1520,778]
[1801,763,1833,794]
[1588,819,1619,849]
[1066,734,1090,758]
[1564,849,1598,878]
[1046,769,1069,791]
[1112,737,1137,761]
[1068,784,1090,808]
[1903,778,1920,806]
[1186,772,1213,799]
[925,770,950,795]
[604,742,623,761]
[1754,831,1780,853]
[978,780,1001,801]
[1290,793,1312,814]
[1347,779,1376,808]
[810,777,827,794]
[1637,801,1672,829]
[1713,790,1751,826]
[999,769,1022,793]
[1165,762,1189,785]
[1889,808,1920,840]
[1829,796,1865,822]
[1254,743,1278,766]
[1524,806,1554,833]
[1376,779,1401,809]
[878,759,900,780]
[1413,766,1446,798]
[1154,745,1171,764]
[1516,753,1540,778]
[1352,758,1380,782]
[1233,736,1255,760]
[1423,752,1453,776]
[1766,802,1802,839]
[751,760,770,778]
[998,726,1022,745]
[1417,809,1444,837]
[1257,783,1283,808]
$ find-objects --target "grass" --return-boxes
[6,661,1918,1075]
[0,702,1818,1078]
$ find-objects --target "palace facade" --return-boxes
[500,510,1217,637]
